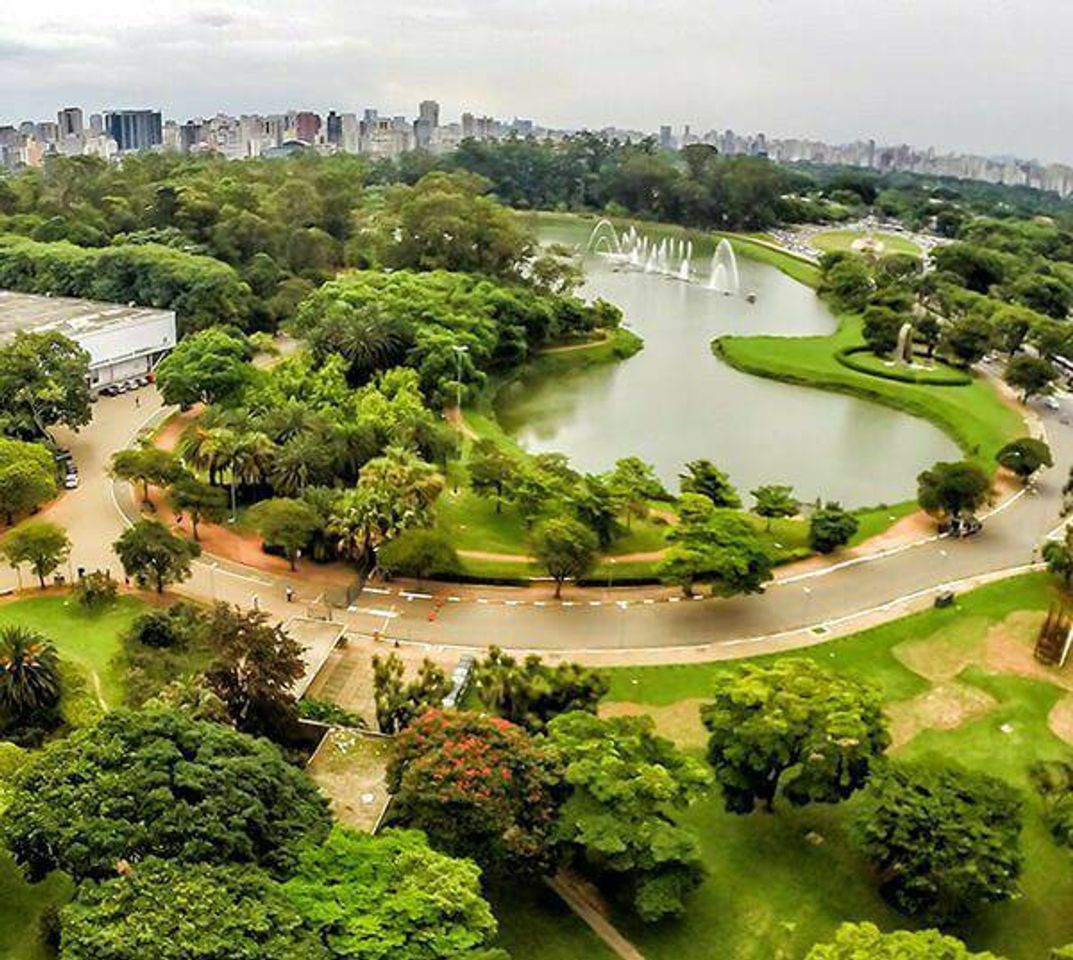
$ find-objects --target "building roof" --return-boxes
[0,290,174,344]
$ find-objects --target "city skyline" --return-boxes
[6,98,1073,199]
[3,0,1073,167]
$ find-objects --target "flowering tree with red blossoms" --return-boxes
[387,709,564,873]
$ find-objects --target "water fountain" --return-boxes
[585,218,623,255]
[708,239,741,295]
[677,257,691,281]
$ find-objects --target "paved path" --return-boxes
[5,374,1072,666]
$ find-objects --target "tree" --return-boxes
[862,306,905,356]
[0,464,56,529]
[204,604,306,737]
[0,330,91,437]
[751,484,797,530]
[1004,353,1057,401]
[473,646,608,732]
[917,460,991,520]
[941,315,994,367]
[679,459,741,507]
[818,255,872,312]
[283,827,504,960]
[387,709,563,873]
[60,858,326,960]
[530,517,599,598]
[166,474,227,540]
[809,502,859,553]
[548,711,711,922]
[996,436,1053,481]
[372,652,450,734]
[0,625,61,732]
[0,521,70,588]
[376,529,459,580]
[657,544,712,598]
[607,456,667,527]
[114,519,200,593]
[571,473,623,548]
[467,438,515,513]
[853,761,1023,923]
[110,447,182,506]
[5,708,330,882]
[1044,527,1073,587]
[664,511,773,597]
[250,498,321,570]
[915,313,942,357]
[154,327,251,408]
[805,922,1005,960]
[702,659,890,813]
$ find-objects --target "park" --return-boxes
[1,146,1073,960]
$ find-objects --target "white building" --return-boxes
[0,291,176,390]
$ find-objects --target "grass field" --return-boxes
[0,593,149,960]
[810,229,922,258]
[494,573,1073,960]
[715,313,1024,469]
[0,594,146,709]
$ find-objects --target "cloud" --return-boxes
[1,0,1072,162]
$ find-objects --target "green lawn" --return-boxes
[716,313,1024,469]
[493,573,1073,960]
[810,229,922,258]
[0,594,146,710]
[0,593,151,960]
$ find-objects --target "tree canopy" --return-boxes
[283,827,504,960]
[805,922,1006,960]
[387,709,563,873]
[60,858,326,960]
[5,707,330,882]
[702,658,890,813]
[853,761,1023,922]
[548,711,711,922]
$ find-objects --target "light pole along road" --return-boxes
[7,381,1072,664]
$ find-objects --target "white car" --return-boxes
[64,473,79,490]
[1045,396,1061,411]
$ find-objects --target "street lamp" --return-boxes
[452,345,469,413]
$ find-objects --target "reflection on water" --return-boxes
[496,228,959,506]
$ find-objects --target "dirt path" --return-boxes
[546,870,646,960]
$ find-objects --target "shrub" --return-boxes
[73,570,118,609]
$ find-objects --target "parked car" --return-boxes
[1044,396,1061,411]
[64,472,79,490]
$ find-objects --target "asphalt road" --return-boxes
[6,378,1070,661]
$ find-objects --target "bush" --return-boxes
[125,601,204,649]
[377,529,460,579]
[73,570,118,609]
[835,346,972,385]
[298,697,366,729]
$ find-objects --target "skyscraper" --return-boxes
[326,111,343,145]
[414,99,440,150]
[105,110,163,152]
[57,107,84,138]
[294,111,321,143]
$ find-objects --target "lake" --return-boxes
[495,220,959,506]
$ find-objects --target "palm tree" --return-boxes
[270,435,331,497]
[359,446,444,522]
[231,431,277,491]
[178,424,237,488]
[256,401,326,445]
[0,625,61,725]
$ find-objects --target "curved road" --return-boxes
[4,377,1070,664]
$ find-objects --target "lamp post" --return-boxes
[452,345,468,414]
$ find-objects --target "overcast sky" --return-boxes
[3,0,1072,163]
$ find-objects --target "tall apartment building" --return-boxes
[294,111,321,144]
[57,107,84,138]
[105,110,163,152]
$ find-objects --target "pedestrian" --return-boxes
[252,594,260,611]
[135,395,140,409]
[285,586,294,603]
